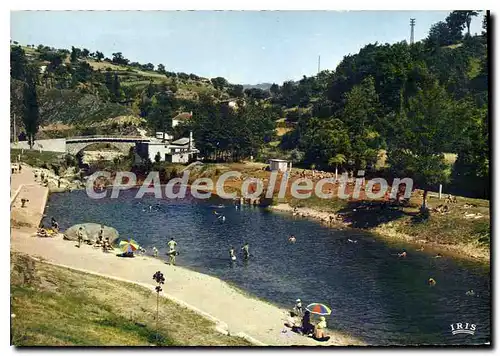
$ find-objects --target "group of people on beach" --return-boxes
[284,299,329,341]
[37,217,59,238]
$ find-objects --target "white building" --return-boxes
[136,131,199,164]
[268,159,290,172]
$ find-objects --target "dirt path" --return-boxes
[10,166,362,347]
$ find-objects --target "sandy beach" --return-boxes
[10,165,363,347]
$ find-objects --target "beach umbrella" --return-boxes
[119,239,140,253]
[306,303,332,316]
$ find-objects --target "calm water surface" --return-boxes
[42,189,491,345]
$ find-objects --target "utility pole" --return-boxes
[410,18,416,45]
[317,55,321,74]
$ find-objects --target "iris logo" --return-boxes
[450,322,477,335]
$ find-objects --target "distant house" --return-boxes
[268,159,290,172]
[172,112,193,128]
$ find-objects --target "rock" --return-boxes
[63,223,119,244]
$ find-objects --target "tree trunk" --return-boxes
[156,292,159,342]
[422,190,428,210]
[335,166,338,180]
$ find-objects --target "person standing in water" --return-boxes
[167,238,177,265]
[241,243,250,260]
[229,246,236,261]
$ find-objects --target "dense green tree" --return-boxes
[22,66,40,148]
[112,52,129,65]
[95,51,104,62]
[228,84,244,98]
[388,73,453,208]
[341,76,382,170]
[210,77,228,90]
[157,64,166,74]
[149,90,177,138]
[270,83,280,96]
[10,46,27,81]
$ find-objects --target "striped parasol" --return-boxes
[119,239,140,253]
[306,303,332,316]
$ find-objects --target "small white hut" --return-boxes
[268,159,290,172]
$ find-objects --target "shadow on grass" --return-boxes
[337,200,421,229]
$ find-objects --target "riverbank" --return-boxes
[270,202,490,265]
[10,165,363,346]
[11,252,252,346]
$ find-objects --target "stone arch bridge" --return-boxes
[11,136,151,156]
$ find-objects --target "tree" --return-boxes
[81,48,90,58]
[157,64,166,74]
[270,83,280,96]
[341,76,382,171]
[143,63,155,71]
[149,90,177,139]
[112,52,129,65]
[22,66,40,149]
[465,11,480,36]
[387,71,452,209]
[10,46,27,81]
[328,154,346,180]
[152,271,165,343]
[426,21,453,47]
[70,46,80,62]
[445,11,467,42]
[95,51,104,62]
[244,87,270,100]
[482,14,488,36]
[210,76,228,90]
[111,72,122,102]
[228,84,244,98]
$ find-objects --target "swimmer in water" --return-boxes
[466,289,476,296]
[428,278,437,286]
[241,242,250,260]
[229,246,236,261]
[434,253,443,258]
[288,235,296,243]
[398,251,407,258]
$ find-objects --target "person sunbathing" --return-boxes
[94,236,104,248]
[102,238,113,252]
[37,228,49,237]
[314,316,329,341]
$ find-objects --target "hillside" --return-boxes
[11,44,234,138]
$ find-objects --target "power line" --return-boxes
[410,18,416,45]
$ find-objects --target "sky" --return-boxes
[10,11,484,84]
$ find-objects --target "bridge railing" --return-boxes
[67,135,147,141]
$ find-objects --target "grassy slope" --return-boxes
[10,253,252,346]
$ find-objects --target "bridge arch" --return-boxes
[66,141,136,156]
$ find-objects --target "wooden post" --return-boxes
[439,184,442,199]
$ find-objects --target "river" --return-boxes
[42,189,491,345]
